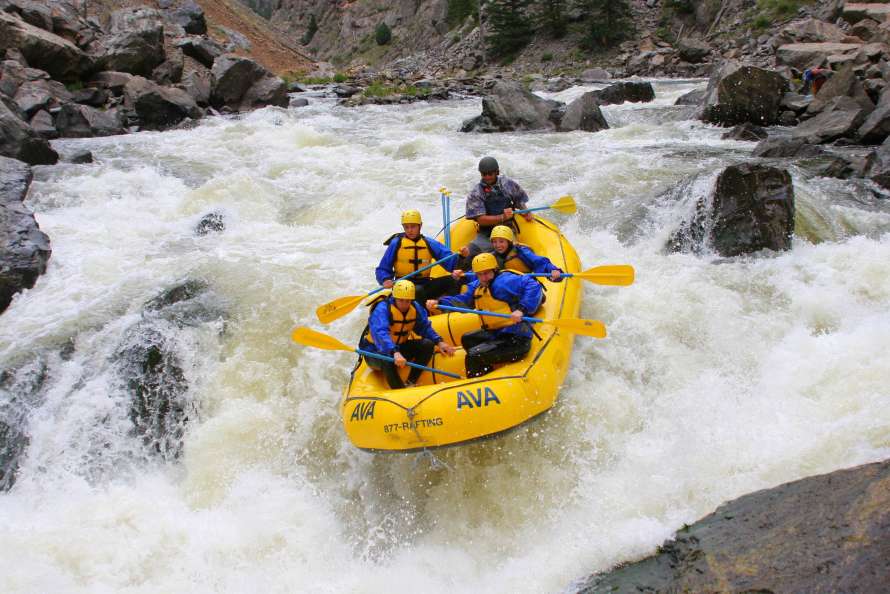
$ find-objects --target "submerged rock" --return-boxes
[667,164,794,257]
[578,459,890,593]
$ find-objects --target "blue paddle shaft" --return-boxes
[356,348,462,379]
[437,304,542,324]
[514,205,549,214]
[372,252,459,296]
[528,272,572,277]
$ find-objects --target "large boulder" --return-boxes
[124,76,202,130]
[843,2,890,24]
[13,79,72,118]
[54,103,126,138]
[167,0,206,35]
[88,71,135,96]
[95,9,165,76]
[210,54,288,112]
[460,80,563,133]
[0,12,91,82]
[175,35,223,68]
[864,135,890,189]
[559,91,609,132]
[667,164,794,257]
[776,42,861,71]
[589,81,655,105]
[677,38,711,63]
[3,0,53,32]
[578,459,890,593]
[0,156,50,314]
[700,62,788,127]
[0,98,57,165]
[777,18,848,44]
[792,97,871,144]
[753,136,827,158]
[859,89,890,143]
[179,65,212,106]
[674,88,706,106]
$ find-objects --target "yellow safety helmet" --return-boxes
[392,279,416,300]
[489,225,514,243]
[401,209,422,225]
[472,252,498,273]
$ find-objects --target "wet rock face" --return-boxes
[589,81,655,105]
[0,94,58,164]
[559,91,609,132]
[578,459,890,593]
[701,62,788,127]
[0,155,50,313]
[209,54,287,112]
[668,164,794,257]
[0,356,48,491]
[115,280,225,459]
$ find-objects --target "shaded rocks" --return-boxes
[753,136,827,158]
[0,98,57,164]
[168,0,206,35]
[701,62,788,127]
[195,211,224,235]
[721,123,767,141]
[677,38,711,63]
[123,75,201,131]
[792,97,870,144]
[578,459,890,594]
[776,42,861,71]
[588,81,655,106]
[674,88,706,106]
[461,80,563,133]
[209,54,287,112]
[54,103,125,138]
[864,135,890,189]
[0,11,92,83]
[95,10,165,76]
[0,156,50,313]
[176,35,223,68]
[668,164,794,257]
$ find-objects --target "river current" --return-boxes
[2,80,890,593]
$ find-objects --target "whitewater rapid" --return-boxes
[2,79,890,593]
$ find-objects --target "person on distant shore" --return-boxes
[802,67,831,95]
[460,156,535,269]
[376,209,464,303]
[359,279,455,389]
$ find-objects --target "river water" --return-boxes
[2,80,890,593]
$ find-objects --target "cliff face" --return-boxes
[240,0,451,67]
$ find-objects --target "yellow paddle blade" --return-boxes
[550,195,576,214]
[544,318,607,338]
[574,265,635,286]
[315,294,365,324]
[290,326,353,352]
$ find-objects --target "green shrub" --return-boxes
[447,0,478,29]
[333,72,347,83]
[375,22,392,45]
[541,52,553,62]
[756,0,816,18]
[300,14,318,45]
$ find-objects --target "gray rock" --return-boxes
[777,18,848,44]
[460,80,563,133]
[179,67,212,106]
[721,123,767,141]
[28,109,56,139]
[96,19,166,76]
[865,135,890,188]
[674,88,706,106]
[793,97,870,144]
[580,68,610,82]
[778,110,799,126]
[667,164,794,257]
[195,211,224,235]
[753,137,827,158]
[0,155,50,313]
[72,86,109,107]
[851,19,880,42]
[579,459,890,594]
[151,52,184,86]
[781,91,812,113]
[63,149,93,164]
[677,38,711,63]
[89,71,135,96]
[0,98,57,164]
[776,42,860,71]
[175,36,223,69]
[210,54,287,112]
[124,76,202,131]
[807,64,875,117]
[289,97,309,108]
[559,91,609,132]
[169,0,206,35]
[0,12,91,82]
[3,0,53,32]
[589,81,655,105]
[858,88,890,143]
[701,62,788,126]
[54,103,126,138]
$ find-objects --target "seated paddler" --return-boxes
[488,224,563,281]
[376,209,464,303]
[359,279,456,389]
[426,253,543,378]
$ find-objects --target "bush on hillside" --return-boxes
[375,22,392,45]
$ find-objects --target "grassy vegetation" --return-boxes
[756,0,817,19]
[541,52,554,62]
[289,72,348,85]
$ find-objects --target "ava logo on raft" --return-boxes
[350,401,375,421]
[457,387,501,410]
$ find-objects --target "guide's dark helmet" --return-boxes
[478,156,499,173]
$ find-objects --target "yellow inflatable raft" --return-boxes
[341,215,583,452]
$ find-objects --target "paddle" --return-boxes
[291,327,462,379]
[515,195,576,215]
[439,186,453,251]
[435,305,606,338]
[315,253,459,324]
[528,264,635,286]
